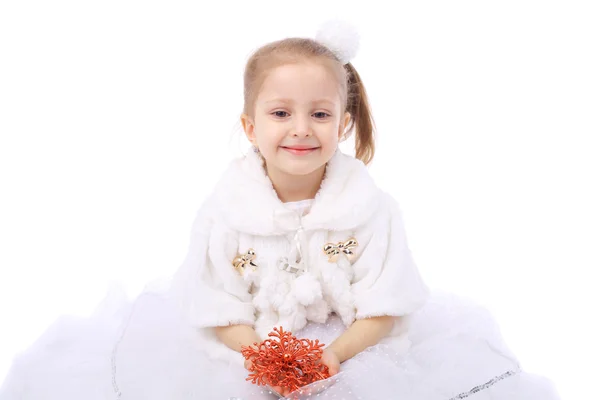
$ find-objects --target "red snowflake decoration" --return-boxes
[241,326,330,392]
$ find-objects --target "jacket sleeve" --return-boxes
[351,193,429,319]
[170,201,255,328]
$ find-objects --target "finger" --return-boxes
[271,385,284,396]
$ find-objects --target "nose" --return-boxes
[290,115,312,137]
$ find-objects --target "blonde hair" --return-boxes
[242,38,375,165]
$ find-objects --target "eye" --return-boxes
[272,111,289,118]
[313,112,331,119]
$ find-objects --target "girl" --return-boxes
[0,23,560,400]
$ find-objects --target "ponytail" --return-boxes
[344,62,375,165]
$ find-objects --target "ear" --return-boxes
[240,114,256,145]
[338,112,352,141]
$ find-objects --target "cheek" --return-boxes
[319,122,342,142]
[254,122,284,150]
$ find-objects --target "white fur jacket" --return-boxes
[170,148,429,361]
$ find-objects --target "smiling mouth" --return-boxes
[281,146,319,155]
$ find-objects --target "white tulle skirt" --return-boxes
[0,287,560,400]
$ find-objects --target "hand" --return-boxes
[243,353,290,397]
[243,357,254,371]
[242,347,340,398]
[242,348,257,371]
[320,347,341,376]
[270,349,340,398]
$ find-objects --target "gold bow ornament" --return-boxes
[233,249,258,274]
[323,238,358,263]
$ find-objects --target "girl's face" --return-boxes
[242,62,350,178]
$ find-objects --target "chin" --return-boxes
[280,162,325,177]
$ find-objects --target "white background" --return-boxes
[1,1,598,398]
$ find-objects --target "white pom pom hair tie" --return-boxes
[315,19,360,64]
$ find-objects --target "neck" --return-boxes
[265,164,325,203]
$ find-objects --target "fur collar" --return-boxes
[208,148,383,236]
